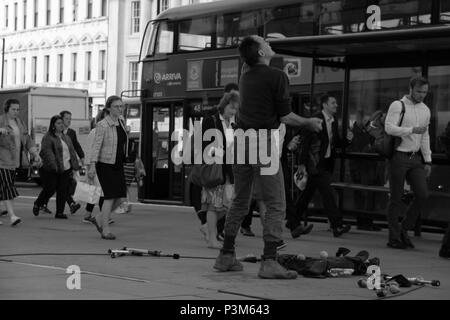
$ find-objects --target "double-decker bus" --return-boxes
[139,0,450,231]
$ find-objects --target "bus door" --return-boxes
[146,101,184,202]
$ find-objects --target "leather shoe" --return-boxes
[400,229,415,248]
[332,224,351,237]
[439,247,450,259]
[240,227,255,237]
[32,204,40,217]
[387,240,407,249]
[291,224,313,239]
[55,214,68,219]
[101,233,116,240]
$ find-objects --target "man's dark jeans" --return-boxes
[223,164,285,259]
[387,151,428,242]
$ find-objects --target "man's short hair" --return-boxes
[3,99,20,113]
[238,36,261,67]
[224,83,239,93]
[60,110,72,118]
[410,76,429,89]
[320,94,333,108]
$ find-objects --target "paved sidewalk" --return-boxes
[0,197,448,300]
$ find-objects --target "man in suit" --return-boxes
[286,94,352,238]
[60,110,84,214]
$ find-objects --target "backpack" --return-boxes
[367,101,405,159]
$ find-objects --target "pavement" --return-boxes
[0,186,449,300]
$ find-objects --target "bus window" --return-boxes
[145,22,158,57]
[265,3,316,38]
[217,10,265,48]
[155,21,175,54]
[178,17,214,51]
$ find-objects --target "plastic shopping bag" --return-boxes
[73,181,101,204]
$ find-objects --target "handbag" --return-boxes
[73,181,102,204]
[189,115,224,188]
[370,101,405,159]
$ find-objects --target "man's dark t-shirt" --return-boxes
[237,64,291,130]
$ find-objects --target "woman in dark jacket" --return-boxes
[201,91,238,249]
[33,115,80,219]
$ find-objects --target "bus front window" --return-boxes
[156,21,175,54]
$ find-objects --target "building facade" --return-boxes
[0,0,108,113]
[0,0,216,116]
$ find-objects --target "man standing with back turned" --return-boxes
[213,36,322,279]
[385,76,432,250]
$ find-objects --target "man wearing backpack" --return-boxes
[385,76,432,250]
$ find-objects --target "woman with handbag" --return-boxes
[82,111,105,223]
[87,96,128,240]
[33,115,80,219]
[0,99,41,226]
[201,91,239,249]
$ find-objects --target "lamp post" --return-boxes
[1,37,5,88]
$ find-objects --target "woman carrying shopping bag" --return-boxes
[33,115,80,219]
[87,96,128,240]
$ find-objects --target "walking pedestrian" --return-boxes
[60,111,84,214]
[0,99,41,226]
[201,91,238,249]
[286,94,352,238]
[385,76,432,249]
[213,35,322,279]
[87,96,128,240]
[33,115,80,219]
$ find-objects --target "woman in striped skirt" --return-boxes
[0,99,41,226]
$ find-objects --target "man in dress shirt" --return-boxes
[385,76,432,250]
[286,94,352,238]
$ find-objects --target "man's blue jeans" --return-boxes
[223,164,285,259]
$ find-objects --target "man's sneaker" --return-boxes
[291,224,314,239]
[258,258,298,279]
[11,216,22,226]
[200,224,209,242]
[32,204,40,217]
[213,252,244,272]
[240,227,255,237]
[70,203,81,214]
[40,205,52,214]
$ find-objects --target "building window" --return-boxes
[44,55,50,82]
[86,51,91,80]
[46,0,51,25]
[14,2,18,31]
[21,58,26,83]
[87,0,93,19]
[101,0,107,16]
[12,59,17,84]
[72,0,78,21]
[3,60,7,85]
[159,0,169,14]
[129,62,139,94]
[71,53,77,81]
[23,0,27,29]
[57,54,64,81]
[31,57,36,83]
[33,0,38,27]
[59,0,64,23]
[4,5,8,28]
[131,1,140,34]
[98,50,106,80]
